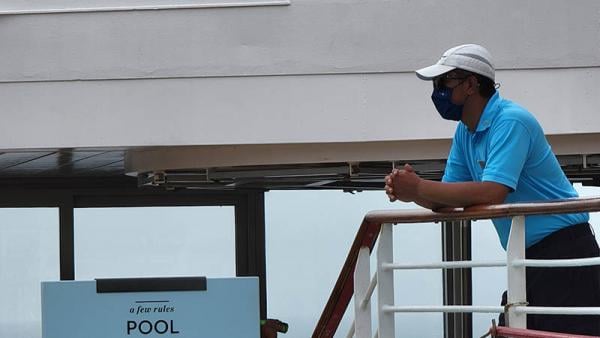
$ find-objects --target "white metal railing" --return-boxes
[348,208,600,338]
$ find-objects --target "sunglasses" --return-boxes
[433,73,470,90]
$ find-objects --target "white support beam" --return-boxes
[354,246,372,338]
[376,224,395,338]
[506,215,527,328]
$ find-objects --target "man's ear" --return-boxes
[466,75,479,95]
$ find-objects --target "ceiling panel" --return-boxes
[0,149,125,176]
[0,151,56,170]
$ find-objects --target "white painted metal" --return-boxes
[354,246,372,338]
[512,256,600,268]
[376,224,395,338]
[0,1,289,15]
[360,274,377,310]
[2,0,599,83]
[0,0,599,164]
[125,133,600,174]
[348,213,600,337]
[349,213,600,337]
[383,260,506,270]
[513,306,600,315]
[3,69,600,157]
[506,215,527,328]
[382,305,504,314]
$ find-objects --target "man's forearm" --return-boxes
[416,179,508,208]
[412,196,448,211]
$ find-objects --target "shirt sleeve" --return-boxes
[481,119,532,191]
[442,130,472,183]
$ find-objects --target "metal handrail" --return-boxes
[312,197,600,338]
[365,197,600,224]
[382,260,506,270]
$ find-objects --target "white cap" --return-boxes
[416,44,495,81]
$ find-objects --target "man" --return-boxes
[385,44,600,334]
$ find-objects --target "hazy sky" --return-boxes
[1,185,599,338]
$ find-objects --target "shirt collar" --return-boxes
[474,91,501,133]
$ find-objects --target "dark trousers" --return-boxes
[498,222,600,335]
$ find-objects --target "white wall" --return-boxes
[2,0,598,81]
[0,0,598,162]
[2,69,600,150]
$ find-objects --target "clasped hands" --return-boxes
[385,163,422,202]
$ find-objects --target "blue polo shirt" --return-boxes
[442,92,589,249]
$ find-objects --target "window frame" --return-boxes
[0,186,267,318]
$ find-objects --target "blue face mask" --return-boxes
[431,87,463,121]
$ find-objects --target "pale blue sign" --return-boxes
[42,277,260,338]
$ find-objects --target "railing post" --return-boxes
[377,223,395,338]
[354,246,373,338]
[506,215,527,328]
